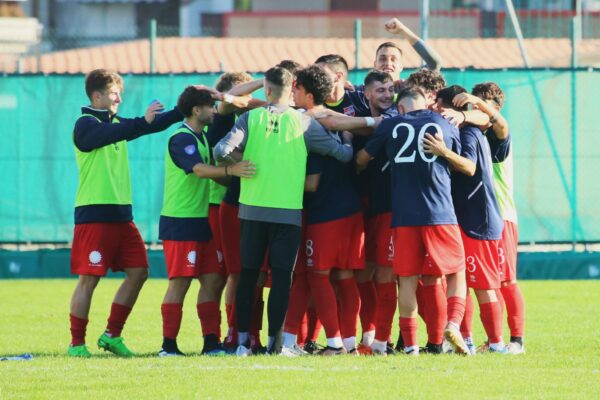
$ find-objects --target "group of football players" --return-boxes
[67,18,525,358]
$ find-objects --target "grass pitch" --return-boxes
[0,279,599,399]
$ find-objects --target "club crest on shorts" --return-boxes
[187,250,197,266]
[88,250,102,265]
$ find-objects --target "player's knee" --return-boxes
[78,275,100,293]
[374,266,394,283]
[126,268,148,285]
[422,275,441,286]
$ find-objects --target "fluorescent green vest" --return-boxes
[239,107,307,210]
[161,126,210,218]
[209,180,227,205]
[493,150,518,223]
[74,114,131,207]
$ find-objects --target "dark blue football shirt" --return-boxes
[364,109,460,227]
[452,126,504,240]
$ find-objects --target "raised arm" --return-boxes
[384,18,442,71]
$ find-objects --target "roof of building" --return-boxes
[2,37,599,74]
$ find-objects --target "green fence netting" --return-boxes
[0,69,598,243]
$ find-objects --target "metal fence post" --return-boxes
[354,19,362,71]
[149,19,157,74]
[420,0,429,42]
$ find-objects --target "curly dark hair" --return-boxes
[436,85,468,111]
[405,68,446,93]
[295,65,333,106]
[177,86,215,118]
[472,82,505,108]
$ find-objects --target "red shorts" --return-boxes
[365,212,394,267]
[163,240,224,279]
[393,225,464,277]
[461,231,501,290]
[498,221,518,282]
[71,222,148,276]
[208,204,225,269]
[219,202,241,275]
[305,212,365,271]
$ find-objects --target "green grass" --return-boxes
[0,280,599,399]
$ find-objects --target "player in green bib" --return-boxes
[158,87,255,357]
[214,67,354,356]
[68,69,185,358]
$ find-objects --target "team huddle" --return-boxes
[67,18,525,358]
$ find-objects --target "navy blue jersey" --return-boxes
[325,90,371,118]
[304,133,362,225]
[324,89,371,197]
[158,126,212,242]
[364,108,399,217]
[73,106,183,224]
[364,109,460,227]
[485,128,511,163]
[451,126,504,240]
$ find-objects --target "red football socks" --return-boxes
[225,303,237,346]
[460,292,474,338]
[416,281,428,324]
[479,301,503,344]
[161,303,183,339]
[106,303,132,337]
[308,272,341,339]
[336,277,360,339]
[197,301,221,338]
[307,305,321,342]
[399,317,418,348]
[357,280,377,333]
[500,283,526,338]
[284,273,310,335]
[447,296,466,327]
[374,282,397,342]
[423,283,447,345]
[70,314,88,346]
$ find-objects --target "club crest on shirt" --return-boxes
[184,145,196,155]
[343,105,356,116]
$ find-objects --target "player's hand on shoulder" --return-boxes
[384,18,408,35]
[453,93,481,109]
[229,160,256,178]
[145,100,165,124]
[440,108,465,128]
[421,131,447,157]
